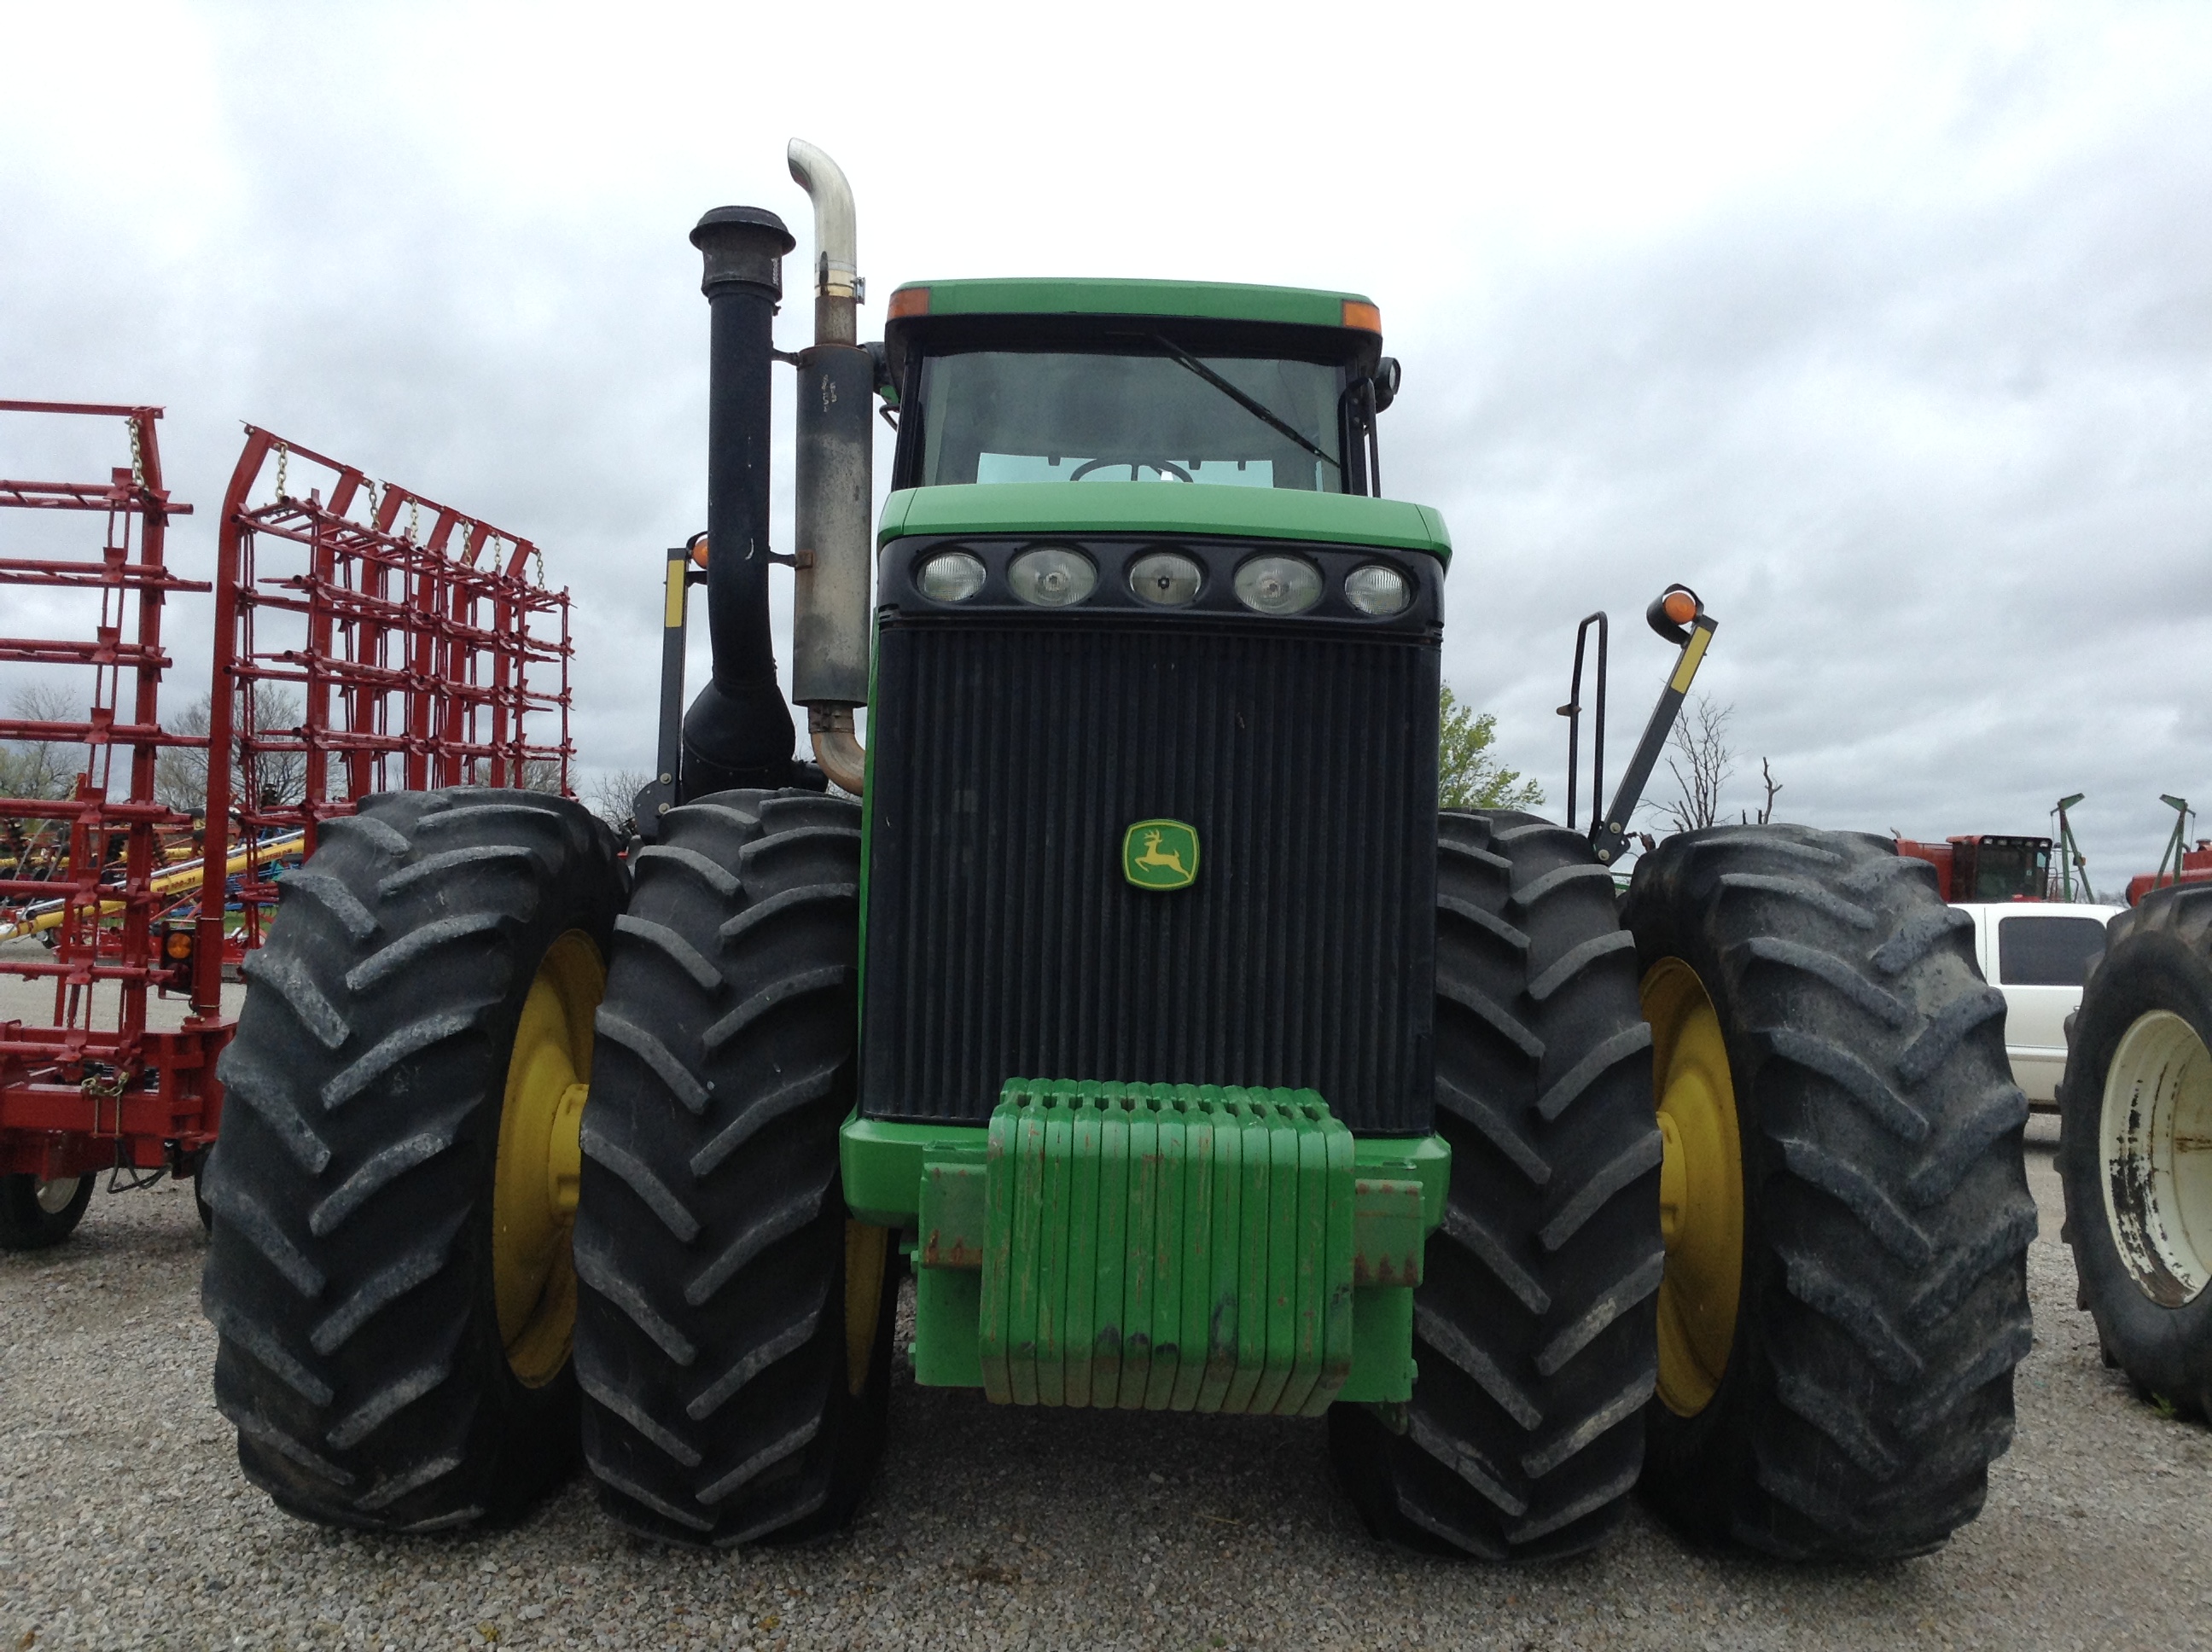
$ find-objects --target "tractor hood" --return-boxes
[876,482,1452,565]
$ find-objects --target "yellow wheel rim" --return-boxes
[1644,957,1744,1417]
[493,929,604,1387]
[844,1221,890,1396]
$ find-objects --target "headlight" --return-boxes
[917,550,987,603]
[1128,550,1203,608]
[1233,554,1321,616]
[1008,545,1097,608]
[1344,563,1410,616]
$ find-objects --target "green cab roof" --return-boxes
[888,277,1376,330]
[877,482,1452,564]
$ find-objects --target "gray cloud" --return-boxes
[1400,58,2212,877]
[3,3,2207,888]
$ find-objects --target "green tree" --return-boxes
[1438,686,1544,811]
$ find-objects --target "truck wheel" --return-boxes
[2058,885,2212,1415]
[199,788,626,1531]
[574,790,893,1547]
[0,1173,94,1250]
[1331,811,1662,1560]
[1623,824,2034,1559]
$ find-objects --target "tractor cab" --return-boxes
[882,279,1396,496]
[1895,833,2053,903]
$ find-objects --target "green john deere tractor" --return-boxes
[201,142,2035,1561]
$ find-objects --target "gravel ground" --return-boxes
[4,1116,2209,1651]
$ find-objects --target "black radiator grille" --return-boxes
[860,620,1438,1134]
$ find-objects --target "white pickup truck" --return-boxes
[1953,900,2122,1105]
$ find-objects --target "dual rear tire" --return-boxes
[196,785,886,1544]
[1336,816,2035,1562]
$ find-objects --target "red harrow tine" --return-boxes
[194,427,573,1009]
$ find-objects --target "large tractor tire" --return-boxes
[2058,885,2212,1415]
[200,788,625,1531]
[1332,810,1662,1560]
[0,1173,94,1250]
[1623,824,2034,1559]
[574,790,894,1547]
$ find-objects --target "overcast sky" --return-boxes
[4,2,2207,887]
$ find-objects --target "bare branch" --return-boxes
[585,768,654,833]
[1661,694,1732,833]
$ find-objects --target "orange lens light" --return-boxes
[164,931,193,960]
[1662,590,1699,625]
[689,536,709,569]
[888,286,931,320]
[1342,300,1382,333]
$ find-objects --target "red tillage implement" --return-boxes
[0,406,570,1246]
[194,427,573,976]
[0,401,220,1220]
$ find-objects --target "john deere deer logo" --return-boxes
[1123,819,1199,891]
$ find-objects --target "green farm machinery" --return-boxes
[201,143,2034,1561]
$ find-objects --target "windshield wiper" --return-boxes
[1149,334,1342,473]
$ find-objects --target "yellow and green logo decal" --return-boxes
[1123,819,1199,891]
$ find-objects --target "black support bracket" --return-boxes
[1586,585,1718,867]
[632,543,707,842]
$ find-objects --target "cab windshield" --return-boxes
[913,349,1352,492]
[1972,845,2048,902]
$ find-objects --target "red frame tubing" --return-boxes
[0,401,228,1181]
[193,426,573,1016]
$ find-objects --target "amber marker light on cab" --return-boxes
[888,287,930,320]
[1342,300,1382,332]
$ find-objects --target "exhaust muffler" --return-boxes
[788,139,872,794]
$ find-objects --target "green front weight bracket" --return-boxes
[843,1082,1449,1415]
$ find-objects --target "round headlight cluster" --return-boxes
[918,546,1415,617]
[1009,545,1097,608]
[1129,550,1203,608]
[916,550,987,603]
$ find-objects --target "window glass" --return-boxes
[1970,843,2049,902]
[1998,916,2107,986]
[917,350,1346,492]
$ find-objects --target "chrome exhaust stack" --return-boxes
[787,138,872,794]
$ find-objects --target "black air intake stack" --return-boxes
[681,204,806,796]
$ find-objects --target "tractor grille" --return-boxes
[860,619,1439,1134]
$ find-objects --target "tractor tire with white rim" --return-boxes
[573,790,895,1548]
[2058,884,2212,1416]
[0,1172,95,1250]
[1622,823,2035,1559]
[199,788,626,1531]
